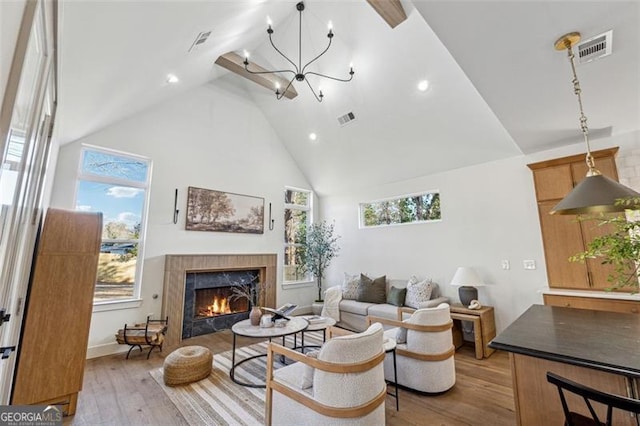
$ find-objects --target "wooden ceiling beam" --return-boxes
[366,0,407,29]
[214,52,298,100]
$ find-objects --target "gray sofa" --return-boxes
[312,279,449,332]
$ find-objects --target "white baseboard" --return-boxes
[87,342,129,359]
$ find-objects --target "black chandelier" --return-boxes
[243,1,354,102]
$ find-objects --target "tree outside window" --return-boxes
[361,191,441,228]
[284,188,312,283]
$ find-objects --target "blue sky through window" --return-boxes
[76,181,144,233]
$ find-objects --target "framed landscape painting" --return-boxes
[186,186,264,234]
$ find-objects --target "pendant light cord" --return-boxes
[565,41,600,176]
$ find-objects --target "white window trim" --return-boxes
[283,186,313,286]
[75,144,152,305]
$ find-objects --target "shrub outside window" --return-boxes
[75,146,150,303]
[284,187,312,283]
[360,191,441,228]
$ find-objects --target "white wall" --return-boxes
[50,81,317,357]
[0,0,26,105]
[320,130,640,334]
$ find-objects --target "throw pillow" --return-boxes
[300,350,320,389]
[341,273,360,300]
[387,286,406,307]
[356,274,386,303]
[404,276,433,309]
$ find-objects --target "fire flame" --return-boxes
[207,296,231,316]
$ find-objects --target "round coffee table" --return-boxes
[230,316,308,388]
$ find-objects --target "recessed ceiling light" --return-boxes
[417,80,430,92]
[309,133,317,141]
[167,74,179,84]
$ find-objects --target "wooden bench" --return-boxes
[115,316,168,359]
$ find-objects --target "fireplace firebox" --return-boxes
[182,269,259,339]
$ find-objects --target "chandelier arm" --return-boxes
[276,76,297,100]
[243,64,297,76]
[304,70,354,83]
[268,32,299,73]
[301,33,332,74]
[304,78,323,102]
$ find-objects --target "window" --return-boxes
[284,187,312,283]
[75,146,151,303]
[360,191,441,228]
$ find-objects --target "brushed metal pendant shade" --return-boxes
[551,174,640,215]
[551,32,640,215]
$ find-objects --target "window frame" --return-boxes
[283,186,313,286]
[359,189,441,229]
[74,145,151,307]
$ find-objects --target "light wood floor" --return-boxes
[65,331,515,425]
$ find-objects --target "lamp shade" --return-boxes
[450,267,484,287]
[550,174,640,215]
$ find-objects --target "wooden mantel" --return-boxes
[162,254,277,350]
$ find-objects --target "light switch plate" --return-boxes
[523,260,536,270]
[501,260,510,270]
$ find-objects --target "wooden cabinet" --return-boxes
[543,294,640,315]
[528,148,620,290]
[11,209,102,415]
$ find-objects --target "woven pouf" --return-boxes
[163,346,213,386]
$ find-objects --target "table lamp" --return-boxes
[450,267,485,307]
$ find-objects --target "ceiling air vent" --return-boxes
[337,112,356,126]
[576,30,612,64]
[188,31,212,52]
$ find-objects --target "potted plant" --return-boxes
[570,198,640,292]
[298,221,340,302]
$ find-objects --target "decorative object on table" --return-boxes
[297,220,341,302]
[468,300,482,310]
[261,306,292,321]
[260,314,274,328]
[450,267,485,307]
[185,186,264,234]
[274,318,287,328]
[230,279,267,326]
[241,1,354,102]
[550,32,639,215]
[163,346,213,386]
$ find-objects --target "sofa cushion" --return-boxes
[341,273,360,300]
[339,299,375,316]
[387,286,406,306]
[357,274,386,304]
[367,303,400,320]
[405,276,433,309]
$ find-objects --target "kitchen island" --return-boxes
[489,304,640,425]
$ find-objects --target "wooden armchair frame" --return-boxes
[265,342,386,426]
[366,315,455,361]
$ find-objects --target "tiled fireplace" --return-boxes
[182,269,259,339]
[162,254,277,350]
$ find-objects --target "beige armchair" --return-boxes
[367,302,456,393]
[265,322,386,426]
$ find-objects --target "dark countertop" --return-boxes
[489,304,640,377]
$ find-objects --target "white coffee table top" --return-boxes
[232,316,308,338]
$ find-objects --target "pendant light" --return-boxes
[550,32,640,215]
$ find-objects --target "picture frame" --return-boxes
[185,186,264,234]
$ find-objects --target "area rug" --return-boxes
[149,331,323,426]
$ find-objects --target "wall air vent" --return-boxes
[188,31,212,52]
[576,30,612,64]
[337,112,356,126]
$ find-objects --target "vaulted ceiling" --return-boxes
[55,1,640,196]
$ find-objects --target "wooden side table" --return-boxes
[449,304,496,359]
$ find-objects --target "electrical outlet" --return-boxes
[501,260,510,270]
[523,260,536,270]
